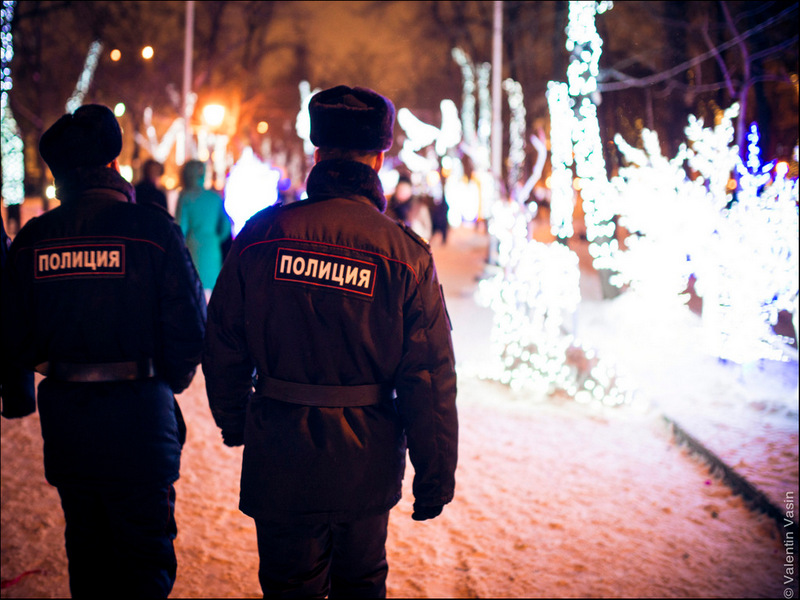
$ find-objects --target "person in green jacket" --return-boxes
[176,160,231,300]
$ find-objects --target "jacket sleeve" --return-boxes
[202,238,253,438]
[0,364,36,419]
[1,231,37,418]
[157,223,207,393]
[395,257,458,507]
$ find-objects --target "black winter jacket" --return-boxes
[0,167,206,487]
[203,159,458,523]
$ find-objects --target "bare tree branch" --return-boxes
[598,2,797,93]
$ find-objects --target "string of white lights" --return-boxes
[475,199,633,406]
[1,0,24,208]
[611,103,799,364]
[66,40,103,114]
[451,48,478,151]
[503,78,526,192]
[690,119,798,363]
[546,81,575,239]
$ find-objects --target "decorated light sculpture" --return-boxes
[396,99,462,175]
[134,97,196,166]
[223,147,282,237]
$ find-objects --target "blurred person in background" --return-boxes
[176,159,231,301]
[203,85,458,598]
[134,158,170,215]
[386,175,433,241]
[0,104,206,598]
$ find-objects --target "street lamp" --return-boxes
[200,103,228,189]
[202,104,226,129]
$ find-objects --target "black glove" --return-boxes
[1,369,36,419]
[221,429,244,447]
[412,504,443,521]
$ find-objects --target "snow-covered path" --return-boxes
[1,226,796,598]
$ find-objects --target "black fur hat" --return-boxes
[39,104,122,179]
[309,85,395,152]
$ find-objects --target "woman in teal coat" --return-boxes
[176,160,231,300]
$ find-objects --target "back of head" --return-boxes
[181,160,206,190]
[39,104,122,181]
[142,159,165,183]
[309,85,395,158]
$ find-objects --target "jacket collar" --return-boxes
[305,159,387,213]
[55,166,136,205]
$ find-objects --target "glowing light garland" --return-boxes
[452,48,478,152]
[452,47,492,173]
[295,80,320,158]
[502,78,526,191]
[477,61,492,169]
[547,1,614,254]
[515,132,547,207]
[476,198,632,406]
[546,81,576,238]
[568,0,615,266]
[66,40,103,113]
[1,0,24,207]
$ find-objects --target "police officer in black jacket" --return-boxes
[203,86,459,598]
[0,104,206,598]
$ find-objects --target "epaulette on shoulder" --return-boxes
[395,220,432,254]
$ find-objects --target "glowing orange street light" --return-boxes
[203,104,226,129]
[110,49,122,61]
[257,121,269,134]
[141,46,154,60]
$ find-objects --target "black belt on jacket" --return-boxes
[36,359,156,383]
[255,375,393,407]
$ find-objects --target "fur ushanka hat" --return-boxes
[39,104,122,180]
[309,85,395,153]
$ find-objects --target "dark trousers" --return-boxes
[56,482,178,598]
[255,511,390,599]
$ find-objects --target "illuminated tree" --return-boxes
[689,120,799,363]
[611,103,799,364]
[547,0,619,298]
[476,198,631,406]
[1,0,24,227]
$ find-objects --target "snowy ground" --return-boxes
[2,224,798,598]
